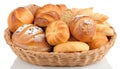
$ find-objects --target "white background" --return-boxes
[0,0,120,69]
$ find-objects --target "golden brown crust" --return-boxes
[4,3,117,66]
[34,4,67,27]
[54,41,89,53]
[34,11,60,27]
[35,4,61,17]
[69,16,96,42]
[46,20,70,45]
[56,4,67,14]
[96,23,114,36]
[8,7,34,32]
[12,24,51,52]
[25,4,40,16]
[88,32,108,49]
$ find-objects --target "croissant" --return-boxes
[54,41,89,53]
[91,13,108,24]
[46,20,70,45]
[69,16,96,42]
[34,4,67,27]
[71,7,108,24]
[12,24,51,52]
[88,32,108,49]
[96,23,114,36]
[8,7,34,32]
[71,7,93,16]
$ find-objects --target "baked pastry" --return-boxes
[25,4,40,16]
[4,4,117,66]
[71,7,93,16]
[61,9,74,25]
[34,11,60,27]
[46,20,70,45]
[54,41,89,53]
[8,7,34,32]
[71,8,108,24]
[91,13,108,24]
[56,4,67,13]
[12,24,51,52]
[88,32,108,49]
[69,16,96,42]
[34,4,67,27]
[96,23,114,36]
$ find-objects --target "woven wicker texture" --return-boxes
[4,28,116,66]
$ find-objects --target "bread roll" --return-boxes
[8,7,34,32]
[46,20,70,45]
[88,32,108,49]
[12,24,51,52]
[54,41,89,53]
[69,16,96,42]
[34,4,67,27]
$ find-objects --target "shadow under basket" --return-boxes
[4,28,116,66]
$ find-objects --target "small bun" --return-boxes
[46,20,70,45]
[12,24,51,52]
[69,15,96,42]
[8,7,34,32]
[54,41,89,53]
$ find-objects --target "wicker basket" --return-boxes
[4,28,116,66]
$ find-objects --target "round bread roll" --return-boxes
[54,41,89,53]
[69,15,96,42]
[34,4,67,27]
[46,20,70,46]
[88,32,108,49]
[12,24,51,52]
[8,7,34,32]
